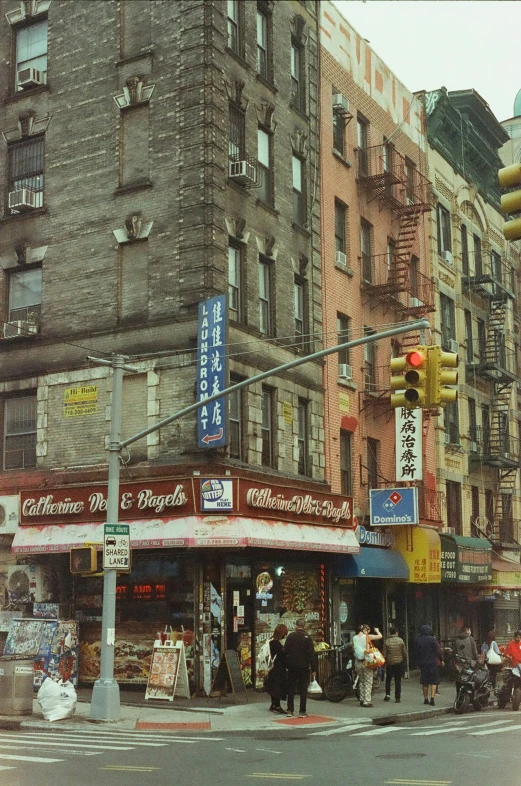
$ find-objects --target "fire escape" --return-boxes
[465,253,520,547]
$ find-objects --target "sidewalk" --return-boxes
[0,677,457,732]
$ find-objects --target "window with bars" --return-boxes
[8,267,42,324]
[4,395,37,470]
[340,430,353,496]
[261,386,275,467]
[446,480,462,534]
[15,19,48,90]
[229,103,246,162]
[228,243,242,322]
[8,136,45,207]
[229,375,244,460]
[258,256,273,336]
[297,398,309,476]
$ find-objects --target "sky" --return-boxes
[331,1,521,122]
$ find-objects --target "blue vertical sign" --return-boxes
[197,295,228,448]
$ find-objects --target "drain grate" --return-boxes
[376,753,426,760]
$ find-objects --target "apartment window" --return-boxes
[340,430,353,496]
[258,256,273,336]
[227,0,241,54]
[228,242,242,321]
[468,397,477,444]
[471,486,480,523]
[257,128,273,205]
[297,398,309,476]
[410,254,419,298]
[229,103,246,161]
[294,276,306,346]
[386,238,396,276]
[437,204,452,255]
[367,438,379,489]
[444,401,459,445]
[4,395,37,470]
[335,200,347,258]
[8,136,45,208]
[357,114,369,175]
[461,225,469,276]
[477,318,486,358]
[382,140,393,173]
[15,19,48,90]
[337,314,350,368]
[485,488,494,526]
[292,155,305,226]
[261,386,275,467]
[491,250,502,287]
[473,234,482,277]
[229,376,243,460]
[291,42,304,110]
[439,293,455,348]
[364,326,377,391]
[333,108,345,154]
[446,480,462,535]
[464,309,473,363]
[8,266,42,325]
[360,218,372,281]
[256,7,271,81]
[405,158,415,204]
[482,404,490,454]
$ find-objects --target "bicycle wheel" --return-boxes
[323,671,352,702]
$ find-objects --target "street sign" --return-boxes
[103,524,130,571]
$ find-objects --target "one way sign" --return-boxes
[103,524,131,571]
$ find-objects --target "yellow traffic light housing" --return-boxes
[390,347,428,408]
[70,546,97,574]
[498,163,521,241]
[427,346,458,407]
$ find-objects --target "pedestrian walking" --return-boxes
[480,628,502,691]
[283,618,318,718]
[264,624,288,714]
[353,623,383,708]
[455,624,479,667]
[415,624,443,707]
[382,625,407,703]
[504,629,521,667]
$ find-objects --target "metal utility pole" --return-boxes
[88,318,429,720]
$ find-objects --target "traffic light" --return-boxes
[427,345,458,407]
[70,546,97,574]
[390,347,428,408]
[498,163,521,241]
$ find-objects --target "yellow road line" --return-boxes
[385,781,451,785]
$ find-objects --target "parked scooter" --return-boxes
[497,664,521,710]
[453,654,491,714]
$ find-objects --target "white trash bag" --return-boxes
[37,677,77,722]
[308,677,323,697]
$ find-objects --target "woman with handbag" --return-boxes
[353,623,383,707]
[480,628,502,691]
[264,624,288,714]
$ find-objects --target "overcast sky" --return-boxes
[331,1,521,122]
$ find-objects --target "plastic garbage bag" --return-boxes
[37,677,77,722]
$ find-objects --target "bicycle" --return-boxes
[323,644,381,702]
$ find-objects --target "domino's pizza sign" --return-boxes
[369,487,418,527]
[197,295,228,449]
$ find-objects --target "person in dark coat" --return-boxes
[415,624,443,707]
[284,618,318,718]
[265,623,288,714]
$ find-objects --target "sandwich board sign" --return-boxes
[103,524,130,571]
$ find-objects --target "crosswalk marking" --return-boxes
[0,765,16,770]
[470,723,521,736]
[0,753,64,763]
[9,732,169,747]
[351,726,408,736]
[410,719,513,736]
[0,738,134,751]
[309,723,372,736]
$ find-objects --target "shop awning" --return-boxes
[488,557,521,588]
[11,516,360,555]
[333,547,409,579]
[439,533,492,583]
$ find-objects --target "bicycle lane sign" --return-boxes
[103,524,131,571]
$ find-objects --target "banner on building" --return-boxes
[395,407,422,481]
[197,295,228,449]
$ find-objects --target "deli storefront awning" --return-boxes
[333,547,409,579]
[11,516,360,555]
[440,534,492,583]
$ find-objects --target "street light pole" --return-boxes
[88,354,138,722]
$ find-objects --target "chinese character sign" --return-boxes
[197,295,228,448]
[395,407,422,481]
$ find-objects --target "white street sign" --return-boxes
[103,524,130,571]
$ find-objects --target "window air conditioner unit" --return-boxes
[229,160,256,186]
[449,339,459,354]
[8,188,37,212]
[17,67,44,89]
[336,250,347,267]
[0,495,20,534]
[441,250,453,265]
[3,320,39,338]
[410,297,424,308]
[332,93,349,113]
[338,363,353,380]
[445,527,456,535]
[7,564,53,604]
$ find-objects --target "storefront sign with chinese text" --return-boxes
[395,407,422,481]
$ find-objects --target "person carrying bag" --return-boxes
[353,623,383,708]
[480,628,502,691]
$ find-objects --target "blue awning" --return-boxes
[334,547,409,579]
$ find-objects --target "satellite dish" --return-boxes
[473,516,492,538]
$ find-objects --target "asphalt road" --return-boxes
[3,710,521,786]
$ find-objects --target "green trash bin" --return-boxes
[0,657,34,715]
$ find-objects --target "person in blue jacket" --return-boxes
[415,624,443,706]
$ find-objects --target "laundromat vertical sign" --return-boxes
[197,295,228,448]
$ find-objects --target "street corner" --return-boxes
[274,714,335,726]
